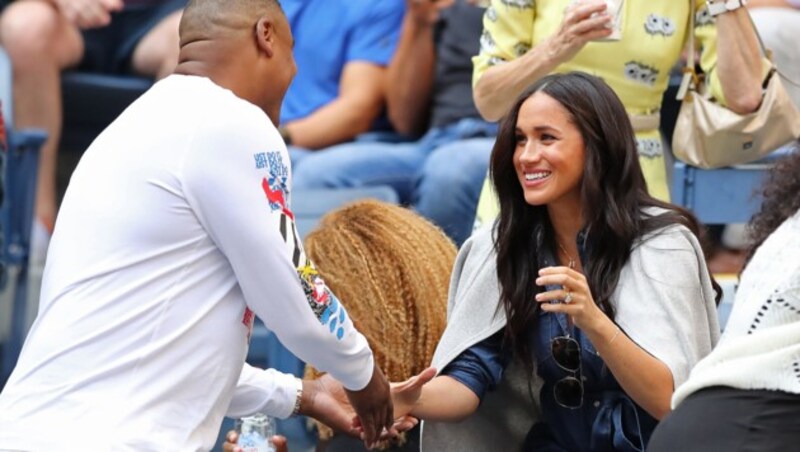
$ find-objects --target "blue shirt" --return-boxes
[279,0,404,124]
[442,235,657,451]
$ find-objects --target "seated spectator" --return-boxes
[277,0,404,165]
[709,0,800,275]
[648,146,800,452]
[304,200,455,452]
[225,199,456,452]
[291,0,493,246]
[0,0,185,259]
[391,72,721,451]
[472,0,767,231]
[748,0,800,108]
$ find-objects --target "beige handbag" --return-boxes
[672,3,800,169]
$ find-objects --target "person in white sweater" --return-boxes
[0,0,396,449]
[648,145,800,451]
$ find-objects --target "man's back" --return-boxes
[0,75,285,449]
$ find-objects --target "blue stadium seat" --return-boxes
[0,131,44,387]
[60,72,152,152]
[0,47,44,388]
[671,147,794,225]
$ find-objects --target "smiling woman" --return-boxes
[512,90,586,209]
[388,72,723,451]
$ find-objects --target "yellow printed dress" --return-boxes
[473,0,727,224]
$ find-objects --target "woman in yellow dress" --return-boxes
[472,0,765,223]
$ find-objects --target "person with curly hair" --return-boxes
[225,199,455,452]
[648,145,800,451]
[304,199,456,452]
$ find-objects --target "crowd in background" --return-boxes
[0,0,799,451]
[1,0,799,253]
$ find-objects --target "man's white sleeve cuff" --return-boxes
[227,368,300,419]
[265,371,302,419]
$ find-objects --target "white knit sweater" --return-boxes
[673,210,800,406]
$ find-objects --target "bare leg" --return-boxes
[130,10,182,80]
[0,0,84,231]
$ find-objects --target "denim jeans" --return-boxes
[289,118,497,245]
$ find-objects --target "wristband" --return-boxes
[291,377,303,416]
[608,326,622,345]
[706,0,748,17]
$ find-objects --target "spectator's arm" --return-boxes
[386,1,452,137]
[284,2,403,149]
[283,62,386,149]
[472,0,611,121]
[706,0,764,113]
[747,0,797,8]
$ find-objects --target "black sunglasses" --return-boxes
[551,335,583,409]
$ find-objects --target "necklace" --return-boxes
[557,241,576,270]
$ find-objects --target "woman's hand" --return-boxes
[545,0,613,65]
[390,367,437,419]
[349,367,436,440]
[535,266,606,333]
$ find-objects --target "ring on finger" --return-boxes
[564,289,573,304]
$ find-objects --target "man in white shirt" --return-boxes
[0,0,394,449]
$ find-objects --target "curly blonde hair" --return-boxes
[303,200,456,444]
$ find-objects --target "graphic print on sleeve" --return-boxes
[255,150,348,341]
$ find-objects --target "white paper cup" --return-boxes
[595,0,623,41]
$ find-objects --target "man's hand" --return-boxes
[53,0,123,29]
[312,373,421,437]
[344,363,393,448]
[222,431,287,452]
[298,375,361,437]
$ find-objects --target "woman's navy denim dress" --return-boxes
[524,302,657,451]
[442,243,658,452]
[523,248,657,451]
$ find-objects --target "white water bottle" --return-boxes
[235,413,276,452]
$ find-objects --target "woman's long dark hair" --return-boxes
[490,72,720,366]
[744,144,800,268]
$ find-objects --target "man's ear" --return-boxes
[255,16,274,57]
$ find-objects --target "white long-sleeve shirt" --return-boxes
[0,75,373,451]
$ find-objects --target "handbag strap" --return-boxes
[677,0,775,101]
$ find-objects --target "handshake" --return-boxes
[223,364,437,451]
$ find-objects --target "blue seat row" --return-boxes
[0,47,44,389]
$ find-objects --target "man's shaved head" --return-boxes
[174,0,294,122]
[179,0,284,44]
